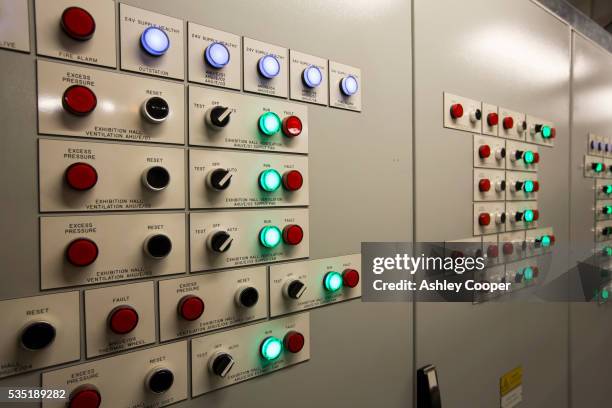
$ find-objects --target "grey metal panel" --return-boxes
[0,1,413,408]
[413,0,570,406]
[569,32,612,407]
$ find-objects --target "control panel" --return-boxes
[191,313,309,396]
[0,0,30,53]
[269,254,361,317]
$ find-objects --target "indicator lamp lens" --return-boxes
[541,125,552,138]
[541,235,551,247]
[523,151,535,164]
[340,75,359,96]
[595,163,604,173]
[602,289,610,300]
[205,42,230,69]
[523,267,534,281]
[523,180,535,193]
[605,247,612,257]
[258,112,281,136]
[258,54,281,79]
[259,226,282,248]
[605,185,612,194]
[324,272,343,292]
[605,206,612,215]
[259,169,282,192]
[140,27,170,56]
[524,210,535,223]
[260,336,283,361]
[302,65,323,88]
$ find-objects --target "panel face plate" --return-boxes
[35,0,116,67]
[473,202,506,235]
[42,341,188,408]
[444,92,481,132]
[506,201,539,231]
[40,213,186,289]
[0,292,79,379]
[474,134,506,169]
[289,50,328,106]
[119,4,185,80]
[243,37,288,98]
[498,107,526,140]
[481,103,499,136]
[526,115,555,147]
[190,208,309,272]
[187,23,241,90]
[524,227,554,258]
[158,267,267,342]
[37,60,185,144]
[329,61,362,111]
[188,85,308,153]
[596,179,612,200]
[84,281,155,357]
[473,168,506,201]
[596,219,612,242]
[584,155,610,178]
[498,231,527,264]
[191,313,310,396]
[506,171,539,201]
[0,0,30,52]
[595,199,612,221]
[39,139,185,212]
[269,254,361,317]
[189,149,308,209]
[506,140,539,172]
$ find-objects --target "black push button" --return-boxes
[144,234,172,259]
[143,166,170,191]
[147,368,174,394]
[142,97,170,123]
[21,321,56,350]
[237,287,259,308]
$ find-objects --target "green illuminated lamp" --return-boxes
[524,209,535,223]
[540,235,551,248]
[604,205,612,215]
[258,112,281,136]
[523,150,535,165]
[259,226,282,248]
[260,336,283,361]
[523,180,535,193]
[603,247,612,257]
[259,169,282,192]
[523,267,534,281]
[541,125,552,139]
[602,289,610,301]
[323,271,343,292]
[604,185,612,195]
[593,162,604,173]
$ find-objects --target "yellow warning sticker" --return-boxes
[500,366,523,397]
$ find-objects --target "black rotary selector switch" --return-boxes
[141,97,170,123]
[514,212,524,222]
[236,287,259,308]
[285,280,307,299]
[497,180,506,192]
[209,231,233,253]
[211,353,235,378]
[514,150,524,161]
[207,169,232,191]
[143,166,171,191]
[147,368,174,394]
[21,321,56,350]
[206,106,232,128]
[603,227,612,236]
[144,234,173,259]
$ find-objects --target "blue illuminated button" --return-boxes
[258,54,281,79]
[205,42,230,69]
[140,27,170,57]
[340,75,359,96]
[523,267,534,281]
[302,65,323,88]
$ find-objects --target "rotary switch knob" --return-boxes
[235,286,259,308]
[469,109,482,124]
[20,321,56,350]
[61,7,96,41]
[108,305,139,335]
[209,352,235,378]
[495,180,506,193]
[146,368,174,394]
[143,234,172,259]
[283,279,307,299]
[68,385,101,408]
[495,212,506,225]
[66,238,98,267]
[207,230,233,253]
[65,162,98,191]
[206,106,232,128]
[495,147,506,161]
[63,85,97,116]
[177,295,205,321]
[517,120,527,134]
[207,168,232,191]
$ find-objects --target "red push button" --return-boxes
[550,128,556,138]
[503,242,514,255]
[65,162,98,191]
[550,235,556,245]
[66,238,98,267]
[450,103,463,119]
[478,145,491,159]
[478,213,491,226]
[487,245,499,258]
[178,295,205,321]
[282,224,303,245]
[283,331,305,354]
[532,210,539,221]
[342,269,360,288]
[487,113,499,127]
[282,116,303,137]
[478,178,491,192]
[61,7,96,41]
[503,116,514,130]
[108,306,139,335]
[533,152,540,163]
[63,85,97,116]
[69,385,101,408]
[533,181,540,192]
[282,170,303,191]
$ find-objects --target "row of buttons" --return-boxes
[478,208,540,226]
